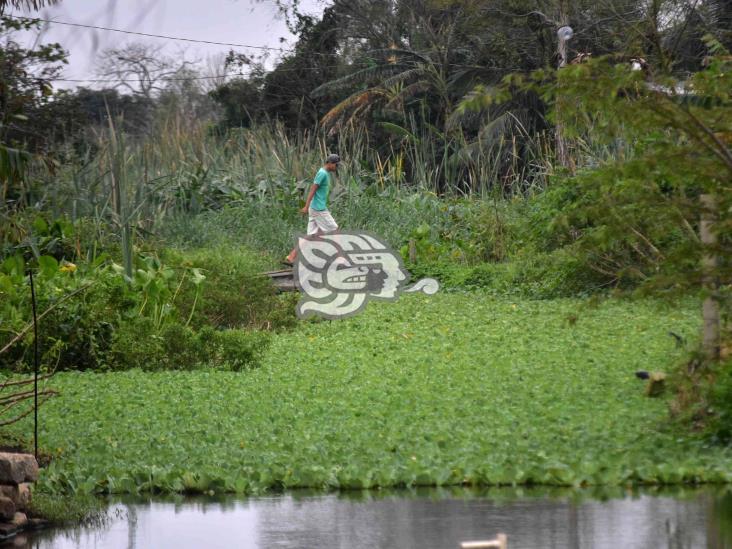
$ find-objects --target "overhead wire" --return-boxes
[5,13,292,52]
[4,13,376,87]
[48,60,369,83]
[5,13,344,58]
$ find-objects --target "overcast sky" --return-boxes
[12,0,322,89]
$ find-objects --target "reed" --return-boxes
[14,110,552,256]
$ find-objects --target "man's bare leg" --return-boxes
[285,248,297,264]
[285,228,324,264]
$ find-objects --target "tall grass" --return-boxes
[160,189,455,259]
[10,110,553,265]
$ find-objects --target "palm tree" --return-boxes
[312,46,456,134]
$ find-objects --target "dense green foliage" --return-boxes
[539,49,732,438]
[7,293,731,496]
[7,1,730,197]
[2,0,732,489]
[0,217,288,372]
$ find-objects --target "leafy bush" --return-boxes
[163,246,297,331]
[523,174,697,292]
[1,221,281,372]
[459,198,530,263]
[209,328,271,371]
[408,245,606,299]
[108,317,165,371]
[0,255,126,371]
[108,320,270,371]
[160,323,208,369]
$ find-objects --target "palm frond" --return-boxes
[384,81,431,109]
[448,66,499,92]
[367,48,433,64]
[377,121,420,143]
[446,106,480,131]
[344,103,374,129]
[381,67,428,88]
[447,85,499,130]
[320,88,387,130]
[311,64,406,97]
[475,112,514,145]
[452,110,530,165]
[455,84,500,115]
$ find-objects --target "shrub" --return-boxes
[461,198,527,263]
[407,245,606,299]
[108,317,165,371]
[108,320,270,371]
[163,247,296,331]
[1,225,285,373]
[0,262,132,372]
[211,329,271,371]
[497,247,607,298]
[160,323,207,370]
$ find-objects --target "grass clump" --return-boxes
[28,492,107,527]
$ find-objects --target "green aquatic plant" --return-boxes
[10,293,730,496]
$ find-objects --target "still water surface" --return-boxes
[6,487,732,549]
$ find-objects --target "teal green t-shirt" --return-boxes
[311,167,331,211]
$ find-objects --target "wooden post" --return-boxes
[408,239,417,263]
[700,193,720,361]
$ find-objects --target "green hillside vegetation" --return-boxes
[1,1,731,497]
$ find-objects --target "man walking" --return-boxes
[284,153,340,265]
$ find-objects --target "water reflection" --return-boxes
[6,486,732,549]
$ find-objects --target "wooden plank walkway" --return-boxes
[262,269,297,292]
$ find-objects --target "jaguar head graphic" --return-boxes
[294,232,416,319]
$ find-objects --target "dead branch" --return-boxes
[0,390,58,416]
[0,394,56,427]
[0,373,55,391]
[0,387,58,406]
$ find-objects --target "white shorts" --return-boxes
[307,208,338,235]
